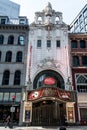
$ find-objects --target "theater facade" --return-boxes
[19,3,76,126]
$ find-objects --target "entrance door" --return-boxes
[32,100,66,126]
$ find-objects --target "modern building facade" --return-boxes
[70,4,87,33]
[0,0,20,18]
[0,15,29,123]
[21,3,76,126]
[69,33,87,125]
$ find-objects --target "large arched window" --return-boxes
[2,70,10,85]
[8,35,14,44]
[18,35,24,45]
[0,35,4,44]
[73,56,79,67]
[16,51,22,62]
[76,75,87,92]
[33,70,65,89]
[5,51,12,62]
[14,70,21,85]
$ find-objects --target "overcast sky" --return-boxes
[11,0,87,24]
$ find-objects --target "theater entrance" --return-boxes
[32,99,66,126]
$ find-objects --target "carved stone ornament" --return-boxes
[37,57,61,69]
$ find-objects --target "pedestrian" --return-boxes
[5,115,10,128]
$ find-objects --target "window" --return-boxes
[0,35,4,44]
[80,40,86,48]
[47,40,51,48]
[14,70,21,85]
[80,108,87,121]
[1,19,6,24]
[0,51,1,61]
[16,93,21,102]
[2,70,10,85]
[3,93,9,101]
[5,51,12,62]
[18,35,24,45]
[76,75,87,92]
[37,40,41,48]
[73,56,79,67]
[19,19,26,24]
[16,51,22,62]
[0,93,3,101]
[9,93,15,101]
[56,40,60,47]
[82,56,87,66]
[8,35,14,44]
[71,40,78,48]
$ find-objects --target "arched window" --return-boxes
[14,70,21,85]
[76,75,87,92]
[55,17,60,24]
[73,56,79,67]
[5,51,12,62]
[16,51,22,62]
[8,35,14,44]
[18,35,24,45]
[0,35,4,44]
[2,70,10,85]
[0,51,2,61]
[38,16,42,24]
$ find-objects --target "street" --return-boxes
[0,126,87,130]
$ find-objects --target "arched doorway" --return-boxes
[32,99,66,126]
[33,70,65,89]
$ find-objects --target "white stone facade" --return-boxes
[28,2,72,90]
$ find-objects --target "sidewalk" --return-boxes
[0,126,87,130]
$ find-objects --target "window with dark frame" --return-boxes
[0,35,4,44]
[14,70,21,85]
[56,40,60,47]
[37,40,41,48]
[82,56,87,66]
[8,35,14,44]
[71,40,78,48]
[2,70,10,85]
[80,40,86,48]
[16,51,22,62]
[5,51,12,62]
[47,40,51,48]
[1,19,6,24]
[73,56,80,67]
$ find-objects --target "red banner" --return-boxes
[28,87,71,101]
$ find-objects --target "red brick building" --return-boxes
[69,33,87,125]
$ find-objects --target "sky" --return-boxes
[11,0,87,24]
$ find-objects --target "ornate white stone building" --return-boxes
[21,3,76,126]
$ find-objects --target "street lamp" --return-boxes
[10,95,16,128]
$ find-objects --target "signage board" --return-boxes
[10,106,15,112]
